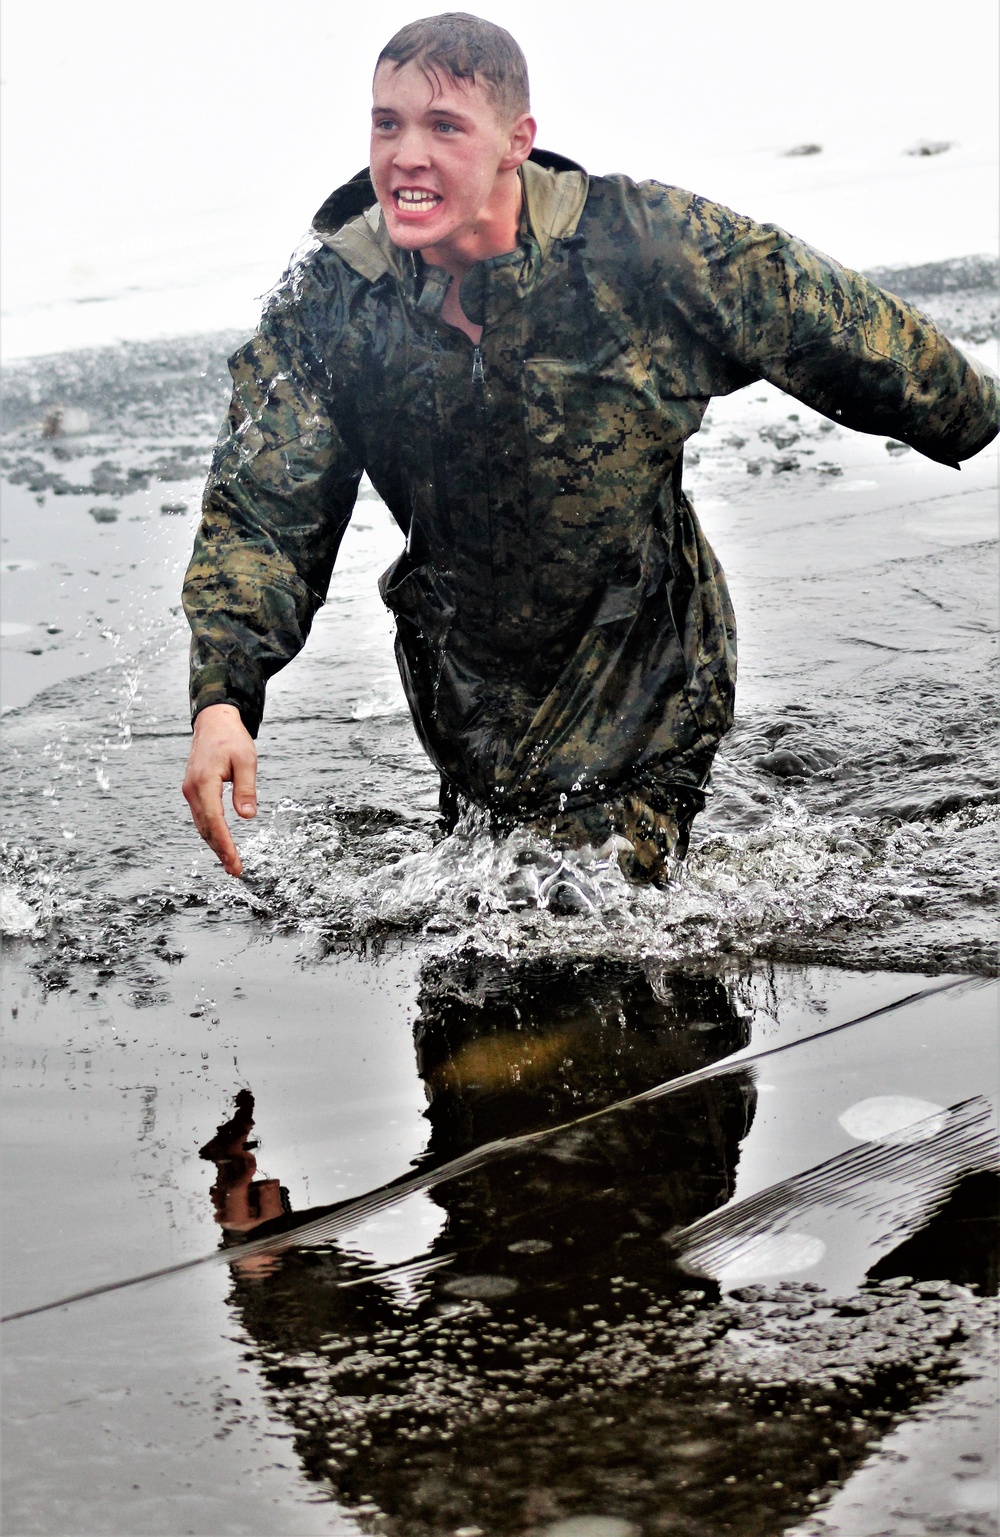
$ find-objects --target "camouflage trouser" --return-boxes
[440,780,706,887]
[531,788,705,887]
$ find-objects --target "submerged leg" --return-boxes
[532,785,707,888]
[614,788,704,885]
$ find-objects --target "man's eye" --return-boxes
[374,118,397,132]
[434,121,459,133]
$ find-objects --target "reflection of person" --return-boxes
[200,961,756,1279]
[211,962,983,1532]
[199,1089,288,1237]
[182,13,1000,885]
[411,957,756,1283]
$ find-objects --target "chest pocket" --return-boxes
[523,329,659,432]
[521,334,674,553]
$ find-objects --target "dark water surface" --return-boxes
[1,298,998,1533]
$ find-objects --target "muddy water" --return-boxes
[1,295,998,1534]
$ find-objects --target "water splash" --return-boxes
[215,794,999,974]
[0,843,78,938]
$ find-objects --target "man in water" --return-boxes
[182,12,999,888]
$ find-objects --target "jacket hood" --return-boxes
[312,148,589,283]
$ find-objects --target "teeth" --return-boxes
[397,190,440,206]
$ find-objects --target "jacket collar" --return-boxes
[312,149,589,285]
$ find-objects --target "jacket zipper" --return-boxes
[470,343,496,622]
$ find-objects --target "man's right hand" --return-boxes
[182,704,258,877]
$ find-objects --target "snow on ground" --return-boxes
[1,0,996,360]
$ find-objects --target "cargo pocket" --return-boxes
[378,553,455,647]
[378,554,457,770]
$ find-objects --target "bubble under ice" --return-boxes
[839,1096,949,1144]
[713,1232,828,1287]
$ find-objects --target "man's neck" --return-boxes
[422,172,524,283]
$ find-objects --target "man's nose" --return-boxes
[393,127,432,171]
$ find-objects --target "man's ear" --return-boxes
[500,112,537,171]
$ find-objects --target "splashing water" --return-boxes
[205,789,997,976]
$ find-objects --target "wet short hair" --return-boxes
[376,13,530,121]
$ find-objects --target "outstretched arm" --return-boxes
[730,226,999,464]
[636,182,999,464]
[182,268,363,872]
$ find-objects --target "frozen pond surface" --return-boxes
[1,268,998,1534]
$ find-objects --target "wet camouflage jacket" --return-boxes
[184,151,999,819]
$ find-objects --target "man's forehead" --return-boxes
[372,57,495,113]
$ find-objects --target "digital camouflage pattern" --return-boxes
[184,152,999,867]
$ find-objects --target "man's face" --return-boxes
[370,60,526,260]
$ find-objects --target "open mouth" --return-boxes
[394,188,443,213]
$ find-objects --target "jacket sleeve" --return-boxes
[182,289,363,737]
[718,219,998,466]
[641,185,1000,467]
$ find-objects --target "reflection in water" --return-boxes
[409,960,755,1301]
[199,1088,290,1235]
[199,1089,292,1280]
[199,963,996,1535]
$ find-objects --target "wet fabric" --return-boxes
[183,151,1000,825]
[521,786,706,887]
